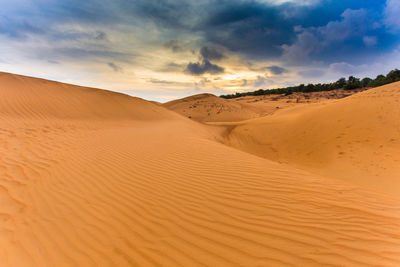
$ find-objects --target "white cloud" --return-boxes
[363,36,377,47]
[281,8,372,64]
[282,31,318,63]
[318,9,368,41]
[329,62,357,75]
[383,0,400,32]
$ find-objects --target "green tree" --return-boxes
[361,77,372,88]
[335,78,346,89]
[344,76,361,90]
[386,69,400,83]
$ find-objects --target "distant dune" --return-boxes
[163,89,365,123]
[1,72,400,266]
[163,93,281,122]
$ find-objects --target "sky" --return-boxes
[0,0,399,101]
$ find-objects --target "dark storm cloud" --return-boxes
[185,59,224,75]
[2,0,399,78]
[198,1,289,59]
[200,46,225,61]
[184,45,226,76]
[156,0,395,65]
[264,66,288,75]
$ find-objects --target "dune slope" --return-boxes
[227,82,400,196]
[1,73,400,266]
[0,72,177,121]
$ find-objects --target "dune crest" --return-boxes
[1,73,400,266]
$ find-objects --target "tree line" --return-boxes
[220,69,400,99]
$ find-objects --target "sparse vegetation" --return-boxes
[220,69,400,99]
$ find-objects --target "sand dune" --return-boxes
[1,72,400,266]
[164,90,365,123]
[163,93,282,122]
[226,82,400,196]
[0,72,177,121]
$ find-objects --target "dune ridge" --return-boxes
[1,72,400,266]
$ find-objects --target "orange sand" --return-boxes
[1,72,400,266]
[225,82,400,196]
[163,93,281,122]
[163,89,365,123]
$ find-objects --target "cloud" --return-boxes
[107,62,123,72]
[0,17,45,39]
[93,31,108,41]
[200,1,290,59]
[363,36,377,47]
[282,30,318,63]
[257,0,320,6]
[318,9,370,42]
[148,79,177,85]
[264,65,288,75]
[197,77,211,86]
[383,0,400,32]
[3,0,394,66]
[329,62,357,74]
[132,0,194,28]
[281,8,385,64]
[158,62,184,72]
[200,46,225,61]
[298,69,325,78]
[164,40,183,52]
[184,45,226,76]
[46,47,134,62]
[147,79,193,87]
[185,59,224,75]
[253,76,266,87]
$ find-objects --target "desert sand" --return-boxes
[224,83,400,196]
[162,93,274,122]
[1,72,400,266]
[163,89,365,123]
